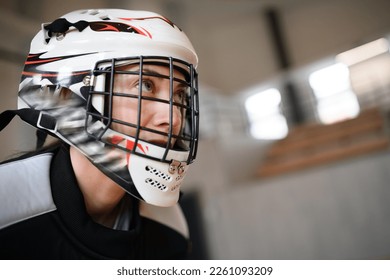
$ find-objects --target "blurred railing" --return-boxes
[258,107,390,177]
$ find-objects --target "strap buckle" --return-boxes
[37,112,58,134]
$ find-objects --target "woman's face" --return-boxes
[111,64,188,148]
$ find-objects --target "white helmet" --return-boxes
[17,9,199,207]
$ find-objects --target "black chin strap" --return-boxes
[0,109,57,149]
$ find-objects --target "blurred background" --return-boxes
[1,0,390,259]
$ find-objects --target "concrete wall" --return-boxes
[199,149,390,259]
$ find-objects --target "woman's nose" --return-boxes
[151,92,182,132]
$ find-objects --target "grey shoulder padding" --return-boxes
[0,153,57,229]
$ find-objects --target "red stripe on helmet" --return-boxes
[22,70,90,77]
[25,58,62,65]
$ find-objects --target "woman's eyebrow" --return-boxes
[142,69,164,77]
[118,67,162,76]
[126,66,186,81]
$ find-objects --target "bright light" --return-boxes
[316,90,360,124]
[309,63,350,98]
[336,38,389,66]
[309,63,360,124]
[245,88,288,139]
[246,88,282,118]
[250,115,288,140]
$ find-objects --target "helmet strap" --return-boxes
[0,109,57,149]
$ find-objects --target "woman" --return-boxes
[0,8,199,259]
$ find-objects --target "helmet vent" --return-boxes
[145,166,171,181]
[87,10,100,16]
[145,178,167,191]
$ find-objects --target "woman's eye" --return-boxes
[136,80,154,93]
[174,88,188,104]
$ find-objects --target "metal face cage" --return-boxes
[86,56,199,164]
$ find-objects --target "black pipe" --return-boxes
[264,7,304,125]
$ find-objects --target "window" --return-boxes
[309,63,360,124]
[245,88,288,139]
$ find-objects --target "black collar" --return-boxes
[50,144,142,259]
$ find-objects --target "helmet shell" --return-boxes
[23,9,197,91]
